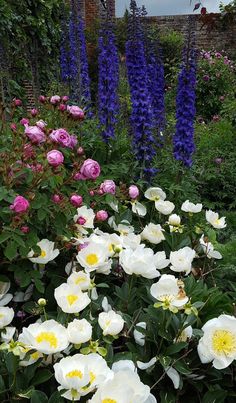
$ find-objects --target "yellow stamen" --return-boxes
[40,250,47,258]
[102,400,117,403]
[36,332,58,348]
[85,253,99,266]
[89,371,96,384]
[66,370,83,379]
[67,294,78,305]
[212,330,236,355]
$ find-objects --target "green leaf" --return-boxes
[0,232,11,244]
[202,389,228,403]
[0,374,5,391]
[34,278,45,293]
[31,369,53,386]
[5,352,19,374]
[174,359,191,375]
[165,342,188,355]
[4,241,18,260]
[31,390,48,403]
[160,390,176,403]
[48,391,64,403]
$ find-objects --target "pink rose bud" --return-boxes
[20,118,29,125]
[58,103,67,112]
[30,108,38,117]
[96,210,108,221]
[39,95,46,103]
[77,146,84,156]
[100,180,116,195]
[47,150,64,167]
[76,216,86,225]
[70,194,83,207]
[50,95,61,105]
[24,125,46,144]
[97,189,104,195]
[36,120,47,129]
[73,172,84,181]
[10,123,17,132]
[52,194,62,204]
[21,225,30,234]
[62,96,69,102]
[129,185,139,199]
[10,196,30,213]
[13,99,22,107]
[89,190,95,196]
[67,105,85,120]
[79,158,101,180]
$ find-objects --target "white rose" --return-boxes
[98,310,124,336]
[67,319,92,344]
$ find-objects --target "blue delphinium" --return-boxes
[173,23,197,167]
[77,17,91,106]
[98,18,119,142]
[60,15,71,83]
[126,0,157,180]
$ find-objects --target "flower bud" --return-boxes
[129,185,139,199]
[52,194,62,204]
[37,298,47,306]
[77,147,84,156]
[76,216,86,225]
[70,195,83,207]
[20,225,30,234]
[47,150,64,167]
[13,98,22,107]
[96,210,108,221]
[30,108,38,117]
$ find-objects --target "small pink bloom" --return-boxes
[39,95,46,103]
[10,196,30,213]
[67,105,85,120]
[68,135,78,149]
[77,146,84,156]
[36,120,47,129]
[62,96,69,102]
[47,150,64,167]
[20,118,29,125]
[76,216,86,225]
[129,185,139,199]
[79,159,101,180]
[13,99,22,107]
[50,95,61,105]
[100,180,116,195]
[10,123,17,132]
[70,195,83,207]
[89,190,95,196]
[28,163,43,173]
[58,104,67,112]
[96,210,108,221]
[52,194,62,204]
[21,225,30,234]
[73,172,84,181]
[25,125,46,144]
[30,108,38,117]
[23,143,35,160]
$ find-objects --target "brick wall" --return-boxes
[140,14,236,56]
[85,0,115,26]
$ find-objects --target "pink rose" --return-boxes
[51,194,63,204]
[47,150,64,167]
[23,143,35,160]
[20,118,29,125]
[21,225,30,234]
[39,95,46,103]
[30,108,38,117]
[13,99,22,107]
[10,196,30,213]
[58,104,67,112]
[62,96,69,102]
[100,180,116,195]
[50,95,61,105]
[10,123,17,132]
[36,120,47,129]
[67,105,85,120]
[50,128,71,148]
[79,159,101,180]
[24,125,46,144]
[129,185,139,199]
[77,147,84,156]
[70,195,83,207]
[96,210,108,221]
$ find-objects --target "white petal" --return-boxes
[137,357,157,370]
[166,367,180,389]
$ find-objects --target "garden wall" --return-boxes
[141,14,236,56]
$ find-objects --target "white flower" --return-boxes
[95,259,112,275]
[155,200,175,215]
[89,370,156,403]
[206,210,226,229]
[150,274,189,310]
[18,319,69,354]
[1,326,16,342]
[117,223,134,236]
[98,310,124,336]
[166,367,180,389]
[74,205,95,230]
[88,231,122,256]
[175,325,193,342]
[19,348,43,367]
[141,223,165,244]
[0,280,13,307]
[67,319,92,344]
[137,357,157,370]
[54,353,112,400]
[120,233,141,250]
[197,314,236,369]
[54,283,90,313]
[0,307,14,329]
[199,235,222,259]
[170,246,195,275]
[131,201,147,216]
[102,297,112,312]
[65,261,77,275]
[134,322,146,346]
[154,251,170,270]
[28,239,59,264]
[119,245,161,279]
[181,200,202,213]
[112,360,136,373]
[144,187,166,202]
[67,271,91,290]
[76,242,109,272]
[168,214,181,226]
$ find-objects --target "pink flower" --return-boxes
[76,216,86,225]
[50,128,71,148]
[30,108,38,117]
[58,104,67,112]
[23,144,35,160]
[10,196,30,213]
[51,194,62,204]
[67,105,85,120]
[100,180,116,195]
[27,163,43,173]
[96,210,108,221]
[70,195,83,207]
[24,125,46,144]
[39,95,46,103]
[36,120,47,129]
[77,147,84,156]
[21,225,30,234]
[68,135,78,149]
[50,95,61,104]
[47,150,64,167]
[79,159,101,180]
[13,99,22,107]
[10,123,17,132]
[20,118,29,126]
[62,96,69,102]
[129,185,139,199]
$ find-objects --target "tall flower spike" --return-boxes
[98,2,119,142]
[126,1,157,180]
[60,8,71,83]
[173,17,197,167]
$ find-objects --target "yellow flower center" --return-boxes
[31,351,40,360]
[40,250,47,258]
[0,314,4,318]
[212,330,236,355]
[35,332,58,348]
[66,369,83,379]
[85,253,99,266]
[75,276,86,285]
[89,371,96,384]
[102,400,117,403]
[67,294,78,305]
